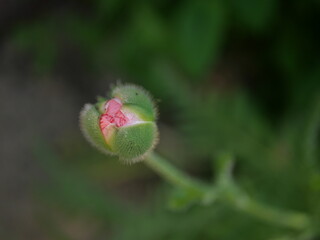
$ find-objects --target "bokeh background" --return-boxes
[0,0,320,239]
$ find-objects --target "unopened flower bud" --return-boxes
[80,84,158,163]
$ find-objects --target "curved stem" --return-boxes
[221,182,311,230]
[145,152,209,194]
[145,152,311,231]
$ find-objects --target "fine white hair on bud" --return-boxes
[80,84,159,164]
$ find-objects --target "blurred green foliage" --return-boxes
[9,0,320,239]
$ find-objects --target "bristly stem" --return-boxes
[145,151,311,231]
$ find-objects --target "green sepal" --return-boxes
[79,104,113,155]
[95,96,107,114]
[109,122,158,163]
[122,105,154,122]
[111,84,157,121]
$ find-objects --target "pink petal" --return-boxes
[99,98,129,140]
[105,99,122,115]
[114,111,128,127]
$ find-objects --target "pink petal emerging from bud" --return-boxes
[99,98,129,139]
[105,98,122,115]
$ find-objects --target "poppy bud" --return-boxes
[80,84,158,163]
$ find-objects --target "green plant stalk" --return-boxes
[145,152,311,231]
[220,182,310,230]
[145,152,209,194]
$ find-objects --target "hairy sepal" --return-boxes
[112,84,157,121]
[80,104,113,155]
[109,122,158,164]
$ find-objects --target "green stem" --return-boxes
[145,152,311,231]
[221,182,310,230]
[145,152,209,194]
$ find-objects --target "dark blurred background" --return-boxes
[0,0,320,239]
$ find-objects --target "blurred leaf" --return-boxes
[131,4,167,51]
[173,0,227,77]
[275,28,302,79]
[228,0,278,32]
[112,4,168,76]
[299,96,320,166]
[116,203,285,240]
[95,0,124,20]
[180,90,274,165]
[167,188,202,211]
